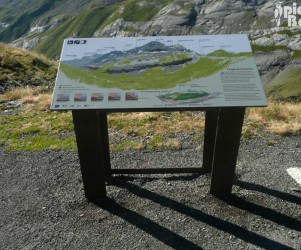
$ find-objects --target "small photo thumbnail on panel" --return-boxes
[91,93,104,101]
[108,92,121,101]
[74,93,87,102]
[56,93,70,102]
[125,92,138,101]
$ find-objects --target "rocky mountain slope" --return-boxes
[0,0,300,99]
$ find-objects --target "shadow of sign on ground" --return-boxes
[93,176,300,249]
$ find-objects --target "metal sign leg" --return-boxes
[202,109,219,173]
[210,108,245,196]
[72,110,109,200]
[98,112,111,176]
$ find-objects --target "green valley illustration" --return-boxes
[51,35,267,109]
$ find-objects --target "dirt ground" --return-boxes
[1,133,300,249]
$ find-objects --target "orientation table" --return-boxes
[51,35,267,200]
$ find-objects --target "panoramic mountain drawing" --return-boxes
[60,40,252,93]
[51,35,267,110]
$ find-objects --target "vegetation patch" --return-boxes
[273,29,301,37]
[1,86,300,151]
[0,92,206,151]
[108,111,205,137]
[32,0,173,58]
[122,1,159,22]
[110,140,144,151]
[252,44,301,60]
[291,50,301,59]
[264,69,301,101]
[34,7,115,58]
[0,0,61,42]
[148,135,182,150]
[0,43,57,91]
[113,0,173,23]
[245,101,301,136]
[0,105,76,151]
[251,44,289,53]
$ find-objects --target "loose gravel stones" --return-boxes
[0,133,300,249]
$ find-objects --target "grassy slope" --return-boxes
[34,6,116,58]
[0,0,61,42]
[252,44,301,59]
[33,0,173,58]
[251,43,301,100]
[265,69,301,101]
[33,2,152,58]
[0,43,57,90]
[99,0,173,28]
[0,0,46,24]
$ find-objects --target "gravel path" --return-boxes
[1,133,301,249]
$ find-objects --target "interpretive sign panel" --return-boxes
[51,34,267,110]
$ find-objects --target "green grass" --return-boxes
[32,0,174,58]
[273,30,300,36]
[265,69,301,101]
[251,44,301,59]
[100,0,173,27]
[0,0,61,42]
[34,7,115,58]
[60,56,237,90]
[1,97,300,152]
[253,29,301,40]
[148,135,181,150]
[110,140,144,151]
[122,1,159,22]
[0,108,76,151]
[292,50,301,59]
[0,104,203,151]
[251,44,289,52]
[0,42,57,89]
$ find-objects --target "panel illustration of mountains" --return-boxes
[60,40,252,91]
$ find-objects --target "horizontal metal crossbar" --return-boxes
[110,167,207,175]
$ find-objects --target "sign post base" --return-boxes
[72,108,245,200]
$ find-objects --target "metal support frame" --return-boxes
[72,108,245,200]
